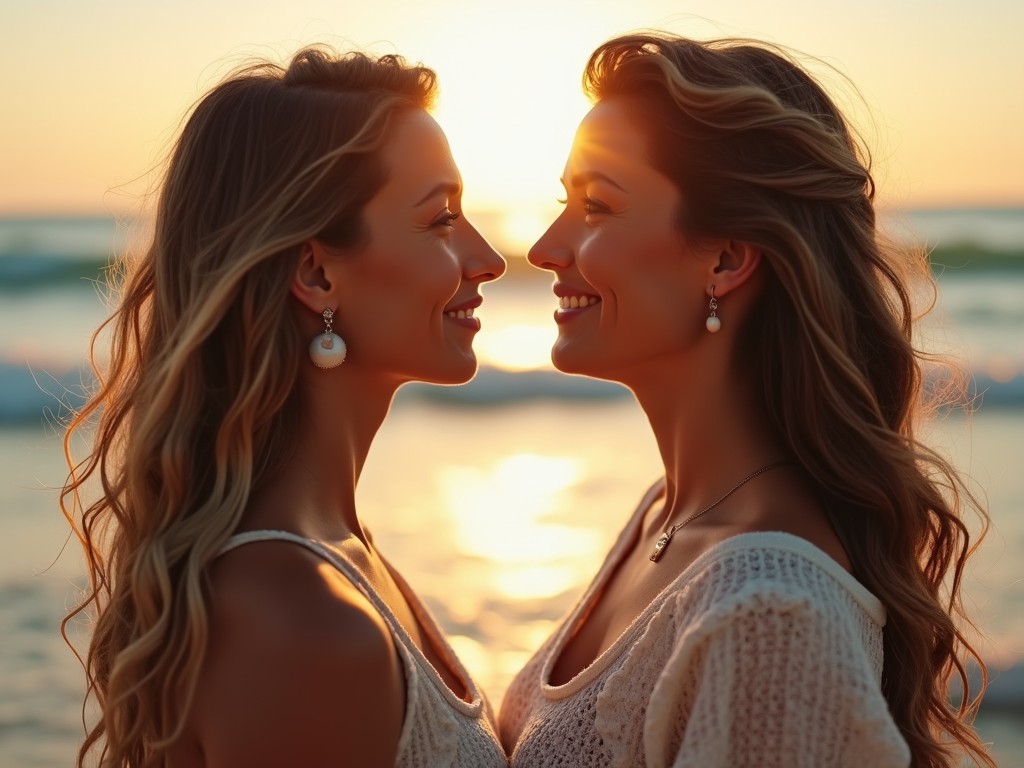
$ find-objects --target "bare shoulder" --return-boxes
[188,540,405,768]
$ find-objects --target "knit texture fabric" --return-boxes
[499,515,910,767]
[222,531,508,768]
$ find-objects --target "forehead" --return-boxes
[565,100,648,175]
[376,109,460,202]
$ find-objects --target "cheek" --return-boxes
[364,244,461,308]
[579,227,686,304]
[406,250,462,309]
[575,229,629,286]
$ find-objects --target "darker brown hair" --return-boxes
[585,33,991,767]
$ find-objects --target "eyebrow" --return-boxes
[561,171,626,193]
[413,181,462,207]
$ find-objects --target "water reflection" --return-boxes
[441,453,601,600]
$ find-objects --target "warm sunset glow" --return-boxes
[474,324,556,371]
[441,453,586,562]
[439,453,607,600]
[2,2,1019,220]
[498,207,560,257]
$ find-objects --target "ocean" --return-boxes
[1,210,1022,766]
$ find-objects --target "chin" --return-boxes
[426,355,479,386]
[551,342,593,377]
[551,345,625,385]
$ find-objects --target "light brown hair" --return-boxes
[61,46,437,767]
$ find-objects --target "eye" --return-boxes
[581,196,611,216]
[431,209,461,229]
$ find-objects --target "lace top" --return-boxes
[498,491,910,768]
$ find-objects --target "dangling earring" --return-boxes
[705,287,721,333]
[309,308,347,369]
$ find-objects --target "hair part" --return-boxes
[584,33,992,767]
[61,46,437,767]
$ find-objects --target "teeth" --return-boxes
[558,295,600,310]
[445,307,475,319]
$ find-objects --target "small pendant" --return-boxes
[650,532,672,562]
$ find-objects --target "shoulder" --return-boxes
[207,539,400,669]
[640,535,909,768]
[652,534,888,690]
[192,540,405,767]
[679,532,885,626]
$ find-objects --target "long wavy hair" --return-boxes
[60,46,437,767]
[584,33,991,767]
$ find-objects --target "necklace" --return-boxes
[649,461,791,563]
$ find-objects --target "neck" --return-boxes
[243,368,400,545]
[626,351,785,529]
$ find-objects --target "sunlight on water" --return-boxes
[3,401,1023,764]
[491,565,580,601]
[441,453,602,600]
[3,206,1023,762]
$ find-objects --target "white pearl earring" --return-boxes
[705,287,721,333]
[309,308,347,369]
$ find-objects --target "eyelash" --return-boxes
[556,196,609,216]
[433,210,461,228]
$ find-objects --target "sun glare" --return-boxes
[474,324,556,371]
[416,4,618,253]
[498,207,559,256]
[439,453,604,601]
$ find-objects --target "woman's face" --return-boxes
[333,109,505,385]
[528,98,711,382]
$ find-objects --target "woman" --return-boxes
[61,48,508,767]
[500,34,991,767]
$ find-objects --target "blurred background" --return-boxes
[1,1,1022,765]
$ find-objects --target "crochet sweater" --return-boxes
[498,499,911,767]
[222,531,507,768]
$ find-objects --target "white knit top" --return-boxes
[498,493,911,767]
[222,531,507,768]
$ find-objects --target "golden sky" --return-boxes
[2,0,1022,252]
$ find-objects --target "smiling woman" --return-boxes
[500,32,995,768]
[59,45,509,768]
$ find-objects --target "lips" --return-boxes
[552,283,601,324]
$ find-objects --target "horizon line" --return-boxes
[3,201,1024,221]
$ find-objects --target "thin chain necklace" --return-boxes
[649,461,791,563]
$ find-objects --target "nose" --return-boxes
[527,217,573,272]
[460,219,506,283]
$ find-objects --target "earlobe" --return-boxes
[708,240,761,298]
[290,239,335,314]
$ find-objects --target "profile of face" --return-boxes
[321,109,505,386]
[528,99,718,383]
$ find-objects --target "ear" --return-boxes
[704,240,761,298]
[290,239,338,315]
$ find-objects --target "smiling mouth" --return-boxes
[445,307,475,320]
[558,295,601,310]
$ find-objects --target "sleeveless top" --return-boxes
[221,530,508,768]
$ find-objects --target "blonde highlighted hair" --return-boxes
[584,33,991,767]
[61,46,437,767]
